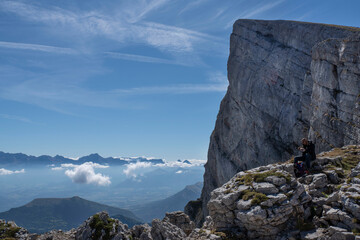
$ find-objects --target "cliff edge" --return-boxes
[198,19,360,220]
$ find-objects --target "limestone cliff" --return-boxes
[199,19,360,219]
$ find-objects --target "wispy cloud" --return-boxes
[0,73,227,114]
[296,11,313,21]
[178,0,209,15]
[0,1,222,55]
[52,162,110,186]
[226,0,285,28]
[113,83,228,95]
[0,1,228,115]
[126,0,169,23]
[208,71,228,84]
[0,41,77,54]
[0,114,32,123]
[105,52,186,65]
[0,168,25,175]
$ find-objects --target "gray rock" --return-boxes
[331,232,355,240]
[253,182,279,194]
[260,193,287,207]
[304,229,326,240]
[265,175,286,186]
[187,228,221,240]
[310,173,328,189]
[164,211,195,235]
[151,218,186,240]
[342,197,360,220]
[236,199,252,210]
[324,170,340,184]
[201,19,359,219]
[132,224,152,240]
[75,211,131,240]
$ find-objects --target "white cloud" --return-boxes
[122,159,206,178]
[0,168,25,175]
[0,113,32,123]
[105,52,186,65]
[178,0,209,15]
[0,41,77,55]
[60,162,109,169]
[123,161,153,178]
[125,0,169,23]
[113,83,228,95]
[51,167,64,171]
[0,1,223,55]
[208,71,228,84]
[64,156,79,161]
[158,159,206,168]
[51,162,110,186]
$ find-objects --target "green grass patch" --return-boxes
[321,192,329,198]
[349,196,360,205]
[0,222,21,239]
[321,146,360,177]
[342,155,360,171]
[352,228,360,236]
[235,170,291,186]
[241,190,269,206]
[89,214,116,240]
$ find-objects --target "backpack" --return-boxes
[294,162,307,178]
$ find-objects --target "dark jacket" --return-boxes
[303,141,316,160]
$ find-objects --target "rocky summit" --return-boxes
[2,145,359,239]
[206,145,360,239]
[200,19,360,220]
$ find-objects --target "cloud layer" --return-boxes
[0,168,25,175]
[52,162,111,186]
[123,161,152,178]
[122,159,206,178]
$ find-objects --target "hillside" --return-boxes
[130,182,202,222]
[0,196,142,233]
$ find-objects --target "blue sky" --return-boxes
[0,0,359,161]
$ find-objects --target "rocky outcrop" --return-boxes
[200,19,360,220]
[5,211,196,240]
[204,145,360,239]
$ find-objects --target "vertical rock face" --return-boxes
[309,35,360,149]
[200,19,360,219]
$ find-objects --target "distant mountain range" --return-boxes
[0,151,164,166]
[130,182,203,223]
[0,196,142,233]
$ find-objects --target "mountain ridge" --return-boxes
[0,196,142,233]
[130,182,203,222]
[0,151,164,166]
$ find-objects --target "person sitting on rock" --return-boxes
[294,138,316,169]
